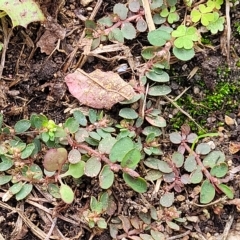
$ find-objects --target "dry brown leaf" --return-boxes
[65,69,135,109]
[225,115,235,126]
[36,18,66,55]
[229,142,240,154]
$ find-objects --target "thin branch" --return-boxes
[0,17,13,80]
[74,142,140,177]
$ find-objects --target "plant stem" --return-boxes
[183,142,220,190]
[73,141,140,178]
[104,11,145,35]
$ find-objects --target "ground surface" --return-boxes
[0,0,240,240]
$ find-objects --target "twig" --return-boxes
[190,196,227,207]
[45,217,57,240]
[141,0,155,31]
[0,201,48,239]
[164,95,205,132]
[0,17,13,80]
[0,232,4,240]
[225,0,231,65]
[222,212,234,240]
[167,230,191,240]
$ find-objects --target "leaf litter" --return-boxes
[65,68,136,109]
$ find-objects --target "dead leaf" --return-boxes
[225,115,235,126]
[36,18,66,55]
[65,69,135,109]
[119,215,131,233]
[229,142,240,154]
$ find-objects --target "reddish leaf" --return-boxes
[65,69,135,109]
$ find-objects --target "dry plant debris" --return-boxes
[65,69,136,109]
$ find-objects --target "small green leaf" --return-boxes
[142,126,162,137]
[113,3,128,20]
[109,28,124,43]
[160,192,174,207]
[73,110,87,126]
[0,156,14,171]
[68,149,81,164]
[148,85,171,96]
[166,221,180,230]
[28,164,43,180]
[121,148,141,169]
[129,0,141,12]
[145,170,162,181]
[85,20,96,29]
[90,196,103,213]
[136,18,147,32]
[172,152,184,167]
[110,137,134,163]
[147,29,171,46]
[99,165,114,189]
[119,108,138,119]
[97,218,107,229]
[123,173,147,193]
[190,166,203,183]
[210,163,228,178]
[88,109,97,123]
[121,22,136,40]
[97,16,113,27]
[218,184,234,199]
[75,128,89,143]
[99,192,109,211]
[84,157,101,177]
[169,132,182,144]
[64,117,79,133]
[195,143,211,155]
[172,26,199,49]
[146,70,169,82]
[150,0,163,9]
[184,155,197,172]
[60,184,74,204]
[144,158,162,170]
[15,183,33,200]
[0,175,12,185]
[203,150,225,168]
[21,143,35,159]
[200,180,215,204]
[141,47,156,60]
[206,12,225,34]
[151,230,165,240]
[10,182,23,195]
[62,161,85,179]
[158,161,172,173]
[89,131,101,141]
[145,115,166,127]
[48,184,61,198]
[14,119,31,133]
[98,136,117,154]
[173,47,195,61]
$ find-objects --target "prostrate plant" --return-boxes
[0,111,149,204]
[168,124,234,204]
[85,2,147,48]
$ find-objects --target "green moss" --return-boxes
[169,81,239,133]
